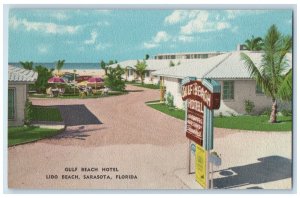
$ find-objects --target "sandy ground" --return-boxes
[7,85,292,190]
[58,69,105,77]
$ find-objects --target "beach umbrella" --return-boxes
[48,76,65,84]
[87,77,103,83]
[87,77,104,90]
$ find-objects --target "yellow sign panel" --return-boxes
[195,144,206,188]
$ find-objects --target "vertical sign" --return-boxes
[182,78,221,189]
[182,79,221,148]
[195,144,206,188]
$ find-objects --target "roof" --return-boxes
[155,51,224,56]
[109,59,197,71]
[8,65,38,83]
[153,51,292,80]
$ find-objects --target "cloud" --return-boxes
[37,45,49,54]
[153,31,170,43]
[51,11,69,21]
[95,43,111,51]
[164,10,186,24]
[225,10,267,19]
[84,31,98,45]
[9,16,80,34]
[164,10,203,25]
[178,35,194,43]
[166,10,267,35]
[143,42,158,49]
[143,31,170,49]
[180,11,231,35]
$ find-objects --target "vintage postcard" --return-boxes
[6,6,293,190]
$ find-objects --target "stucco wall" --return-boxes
[8,84,27,126]
[215,80,271,115]
[124,70,160,85]
[163,77,184,108]
[162,77,281,115]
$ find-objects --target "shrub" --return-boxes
[63,84,79,94]
[165,92,174,107]
[219,112,223,118]
[261,107,272,117]
[244,100,255,114]
[104,65,126,91]
[281,109,292,116]
[24,99,33,126]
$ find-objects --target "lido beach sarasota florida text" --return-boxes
[46,167,138,180]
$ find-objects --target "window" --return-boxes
[256,84,264,94]
[223,81,234,100]
[178,79,183,94]
[128,69,133,76]
[145,71,150,77]
[8,88,15,120]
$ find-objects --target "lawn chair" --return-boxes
[46,87,53,97]
[58,88,65,97]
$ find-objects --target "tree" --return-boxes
[244,35,264,51]
[104,65,125,91]
[33,65,55,93]
[169,60,175,67]
[73,69,77,95]
[241,25,292,123]
[135,60,147,85]
[145,54,150,60]
[108,60,115,65]
[20,61,33,70]
[100,60,108,75]
[55,60,65,76]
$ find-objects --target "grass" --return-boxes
[8,126,62,146]
[146,102,292,131]
[126,82,160,89]
[147,102,185,120]
[32,105,63,122]
[214,115,292,131]
[29,91,127,99]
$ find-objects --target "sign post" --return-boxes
[182,77,221,189]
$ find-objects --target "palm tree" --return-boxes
[100,60,108,75]
[169,60,175,67]
[20,61,34,70]
[241,25,292,123]
[244,35,264,51]
[55,60,65,76]
[135,60,147,85]
[73,69,77,95]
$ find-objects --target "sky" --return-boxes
[8,9,293,63]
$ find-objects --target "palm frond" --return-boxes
[241,52,274,98]
[277,68,292,101]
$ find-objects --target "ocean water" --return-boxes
[9,62,101,70]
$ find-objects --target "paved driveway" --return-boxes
[8,85,292,190]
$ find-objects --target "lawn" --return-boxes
[32,105,63,122]
[29,91,127,99]
[8,126,62,146]
[126,82,160,89]
[147,102,185,120]
[214,115,292,131]
[147,102,292,131]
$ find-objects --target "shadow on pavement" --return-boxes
[213,156,292,189]
[52,125,107,140]
[55,104,102,126]
[126,89,144,92]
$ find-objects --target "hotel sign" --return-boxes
[182,81,220,110]
[182,79,220,147]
